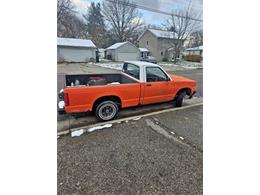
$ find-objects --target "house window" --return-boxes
[147,41,148,45]
[200,50,202,55]
[161,51,163,56]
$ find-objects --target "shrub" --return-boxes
[184,55,202,62]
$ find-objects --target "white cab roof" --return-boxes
[124,61,160,68]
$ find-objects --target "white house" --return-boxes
[105,41,140,61]
[138,29,184,61]
[57,37,97,62]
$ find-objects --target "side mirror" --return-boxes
[166,77,171,81]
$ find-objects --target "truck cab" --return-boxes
[122,61,196,105]
[122,61,171,82]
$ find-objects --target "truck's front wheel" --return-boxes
[175,91,187,107]
[95,100,119,121]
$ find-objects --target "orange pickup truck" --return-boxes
[59,61,196,121]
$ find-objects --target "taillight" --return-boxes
[64,93,69,106]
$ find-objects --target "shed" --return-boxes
[184,45,203,56]
[105,41,140,61]
[57,37,97,62]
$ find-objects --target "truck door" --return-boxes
[142,67,174,104]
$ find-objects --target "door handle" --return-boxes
[146,84,152,87]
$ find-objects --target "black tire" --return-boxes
[175,91,187,107]
[95,100,119,121]
[58,110,66,115]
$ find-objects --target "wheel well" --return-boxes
[174,88,191,99]
[93,96,122,111]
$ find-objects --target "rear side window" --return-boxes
[123,63,140,80]
[146,67,169,82]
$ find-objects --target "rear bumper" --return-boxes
[57,100,66,114]
[57,90,66,114]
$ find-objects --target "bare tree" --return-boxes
[57,0,88,39]
[187,30,203,48]
[102,0,144,43]
[164,4,201,62]
[57,0,74,23]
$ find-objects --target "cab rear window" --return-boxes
[122,63,140,80]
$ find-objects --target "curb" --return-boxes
[57,102,203,137]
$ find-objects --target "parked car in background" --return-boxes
[140,55,157,64]
[139,48,157,64]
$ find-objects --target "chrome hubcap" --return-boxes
[99,104,116,120]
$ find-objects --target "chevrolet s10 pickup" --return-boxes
[58,61,196,121]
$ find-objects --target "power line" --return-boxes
[103,0,203,22]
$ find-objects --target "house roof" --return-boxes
[139,48,149,52]
[138,29,179,41]
[148,29,177,39]
[57,37,96,48]
[106,42,128,50]
[186,45,203,51]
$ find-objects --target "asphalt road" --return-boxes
[58,105,203,194]
[152,105,203,149]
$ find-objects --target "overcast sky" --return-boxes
[71,0,202,25]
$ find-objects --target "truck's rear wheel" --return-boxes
[95,100,119,121]
[175,91,187,107]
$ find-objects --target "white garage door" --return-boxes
[117,52,138,61]
[58,47,95,62]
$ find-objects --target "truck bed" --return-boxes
[63,73,142,113]
[65,73,138,87]
[64,83,142,113]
